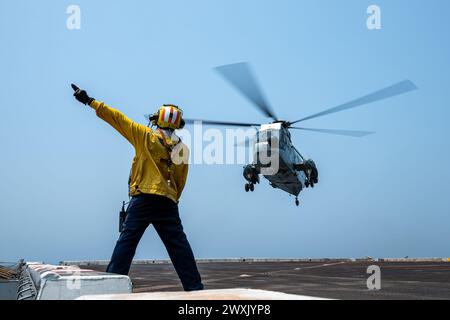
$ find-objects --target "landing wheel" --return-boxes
[305,180,310,188]
[249,183,255,192]
[295,198,299,206]
[245,183,250,192]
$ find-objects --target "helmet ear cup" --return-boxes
[149,113,158,126]
[179,118,185,129]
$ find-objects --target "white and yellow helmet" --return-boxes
[150,104,185,130]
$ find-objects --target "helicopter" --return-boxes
[183,62,417,206]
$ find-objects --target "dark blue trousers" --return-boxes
[106,194,203,291]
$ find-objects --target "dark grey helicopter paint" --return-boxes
[252,123,307,197]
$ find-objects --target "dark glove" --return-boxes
[71,84,95,105]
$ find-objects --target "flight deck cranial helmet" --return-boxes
[150,104,185,130]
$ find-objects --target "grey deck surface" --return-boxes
[79,260,450,300]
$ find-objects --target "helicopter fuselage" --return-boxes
[243,122,318,203]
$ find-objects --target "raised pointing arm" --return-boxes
[72,83,147,148]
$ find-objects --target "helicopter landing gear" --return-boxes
[305,179,314,188]
[295,197,299,206]
[245,183,255,192]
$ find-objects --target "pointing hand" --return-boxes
[71,83,94,105]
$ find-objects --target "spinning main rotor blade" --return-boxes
[290,80,418,125]
[290,127,375,137]
[184,119,260,127]
[215,62,278,120]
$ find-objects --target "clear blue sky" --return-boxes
[1,0,449,263]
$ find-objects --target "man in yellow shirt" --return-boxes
[71,84,203,291]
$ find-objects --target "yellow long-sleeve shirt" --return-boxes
[89,100,189,203]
